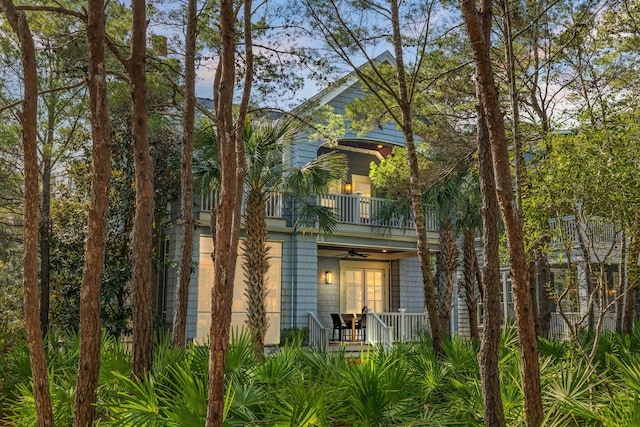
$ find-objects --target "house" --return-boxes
[158,53,482,348]
[158,54,622,348]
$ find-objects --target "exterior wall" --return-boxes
[327,83,406,145]
[159,222,200,337]
[291,233,319,329]
[186,230,201,340]
[390,260,401,311]
[317,256,341,329]
[398,257,425,312]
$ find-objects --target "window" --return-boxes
[196,236,282,345]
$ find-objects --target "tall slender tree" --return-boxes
[475,82,506,427]
[171,0,198,349]
[0,1,53,424]
[128,0,154,378]
[460,0,543,425]
[73,0,112,423]
[206,0,253,424]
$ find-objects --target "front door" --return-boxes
[340,261,388,314]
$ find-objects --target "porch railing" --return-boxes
[549,312,617,340]
[201,190,283,218]
[378,311,430,342]
[366,313,394,349]
[308,312,329,350]
[548,216,620,246]
[318,193,438,231]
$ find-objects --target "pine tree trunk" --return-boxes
[624,222,640,334]
[171,0,197,349]
[389,0,442,356]
[39,154,52,336]
[243,190,269,360]
[129,0,154,378]
[207,1,252,425]
[461,1,543,424]
[74,0,112,423]
[475,81,506,427]
[0,1,53,425]
[616,231,626,332]
[536,246,552,338]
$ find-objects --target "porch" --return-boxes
[308,310,430,350]
[308,311,619,350]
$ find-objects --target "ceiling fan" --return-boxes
[335,248,370,259]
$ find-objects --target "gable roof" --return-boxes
[291,50,396,116]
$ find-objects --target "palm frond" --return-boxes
[285,152,347,198]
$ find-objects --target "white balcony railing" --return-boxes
[549,312,617,340]
[201,191,437,231]
[548,216,620,246]
[319,193,438,231]
[200,190,283,219]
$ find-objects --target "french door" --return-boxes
[340,261,388,314]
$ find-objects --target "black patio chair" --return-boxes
[331,313,349,341]
[355,313,366,341]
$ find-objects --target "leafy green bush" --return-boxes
[6,326,640,425]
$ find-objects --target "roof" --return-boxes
[290,50,396,116]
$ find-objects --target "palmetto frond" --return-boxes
[285,151,347,198]
[192,126,221,193]
[295,203,341,235]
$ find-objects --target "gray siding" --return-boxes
[398,257,425,312]
[290,234,319,329]
[390,260,401,311]
[317,257,341,330]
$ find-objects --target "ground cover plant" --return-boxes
[2,327,640,426]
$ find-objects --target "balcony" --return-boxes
[200,190,284,219]
[548,215,620,246]
[318,193,438,231]
[200,191,438,231]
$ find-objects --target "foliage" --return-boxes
[4,327,640,425]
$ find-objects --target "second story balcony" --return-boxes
[319,193,438,231]
[548,215,621,248]
[200,190,439,232]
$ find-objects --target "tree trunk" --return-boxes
[536,246,552,338]
[74,0,112,423]
[206,1,252,425]
[616,230,626,332]
[389,0,442,356]
[624,221,640,334]
[475,81,506,427]
[243,189,269,361]
[462,228,480,343]
[171,0,198,349]
[461,1,543,425]
[0,1,53,425]
[438,216,458,336]
[129,0,154,377]
[39,153,52,336]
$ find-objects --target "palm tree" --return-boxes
[194,119,346,360]
[454,171,483,343]
[426,175,462,337]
